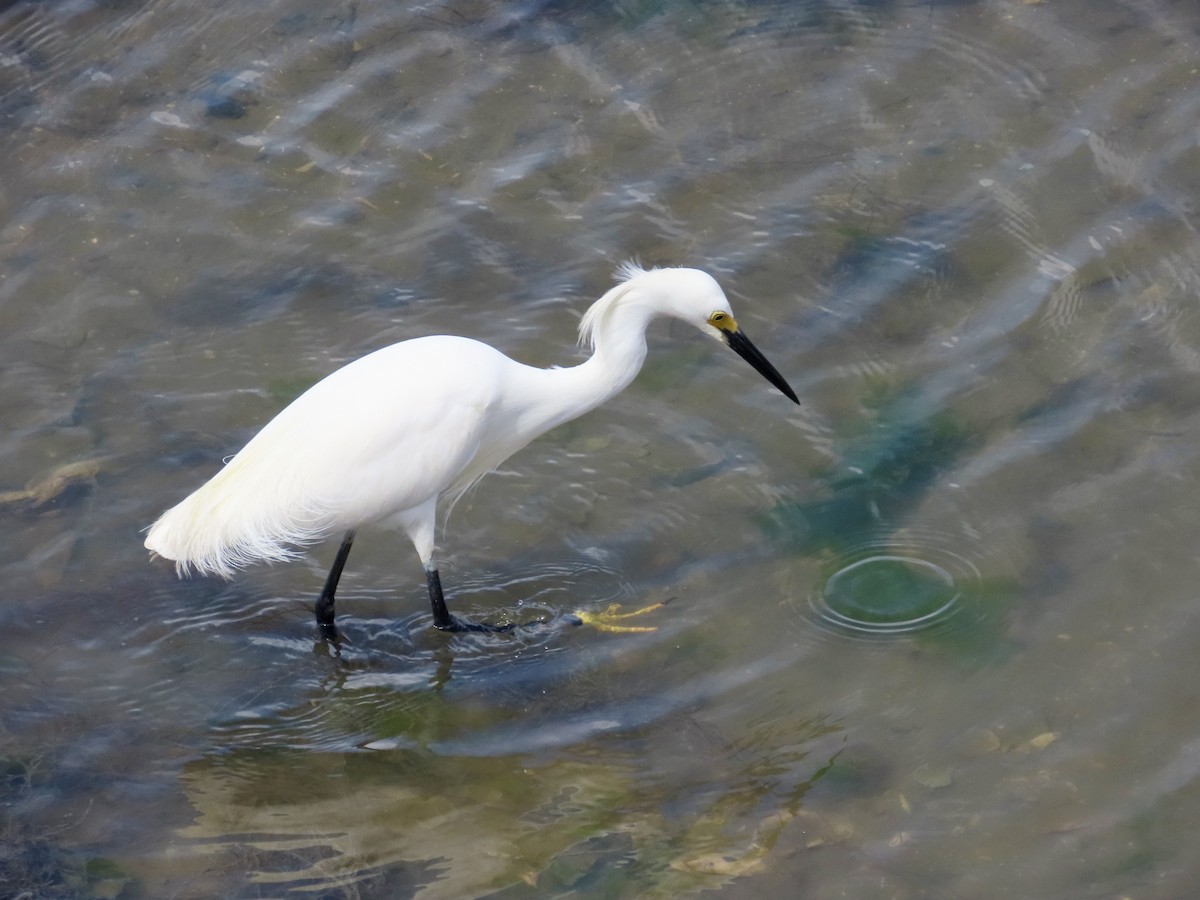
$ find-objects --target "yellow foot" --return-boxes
[572,602,665,633]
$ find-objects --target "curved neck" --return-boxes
[575,306,653,403]
[504,307,654,439]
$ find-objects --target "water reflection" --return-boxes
[178,708,845,898]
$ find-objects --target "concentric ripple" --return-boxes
[818,553,961,635]
[804,530,992,641]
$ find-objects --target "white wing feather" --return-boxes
[145,336,504,578]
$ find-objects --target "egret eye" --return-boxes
[709,311,729,326]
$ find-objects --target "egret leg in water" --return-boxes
[144,264,799,639]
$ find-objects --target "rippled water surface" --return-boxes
[6,1,1200,896]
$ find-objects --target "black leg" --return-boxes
[426,566,514,633]
[316,530,355,640]
[426,566,455,630]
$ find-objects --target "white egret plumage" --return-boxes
[145,264,798,638]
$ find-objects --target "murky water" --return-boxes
[5,0,1200,896]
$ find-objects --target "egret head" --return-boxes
[616,263,800,404]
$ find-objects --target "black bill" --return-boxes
[725,328,800,404]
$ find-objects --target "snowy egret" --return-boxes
[145,264,798,638]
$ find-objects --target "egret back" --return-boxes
[144,336,517,577]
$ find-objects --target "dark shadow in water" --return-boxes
[761,391,977,554]
[761,384,1023,662]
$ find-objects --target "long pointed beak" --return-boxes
[725,328,800,404]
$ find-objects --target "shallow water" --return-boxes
[5,0,1200,896]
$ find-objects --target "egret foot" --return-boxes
[426,567,519,633]
[572,602,665,633]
